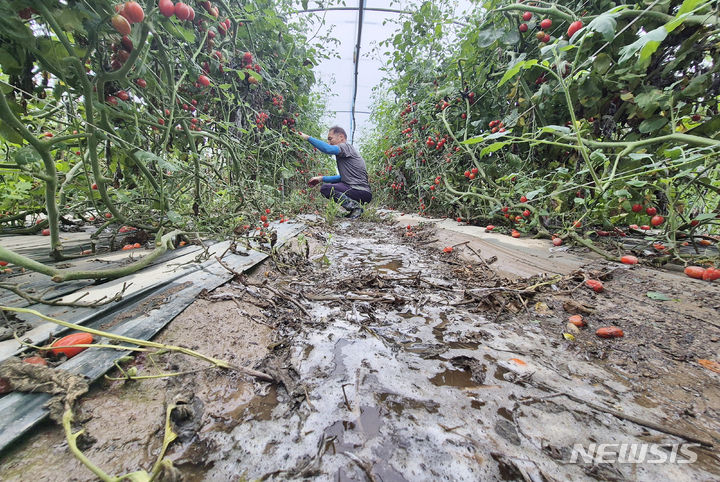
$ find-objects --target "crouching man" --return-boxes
[297,127,372,219]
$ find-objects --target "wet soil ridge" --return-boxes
[1,220,719,480]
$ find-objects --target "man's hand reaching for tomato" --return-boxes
[296,131,309,140]
[308,176,322,187]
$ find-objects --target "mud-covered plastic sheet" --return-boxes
[0,221,305,451]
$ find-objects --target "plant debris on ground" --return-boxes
[1,219,719,480]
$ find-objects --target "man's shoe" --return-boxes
[346,207,363,219]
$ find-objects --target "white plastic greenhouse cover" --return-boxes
[291,1,474,145]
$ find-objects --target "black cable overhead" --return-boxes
[350,0,365,144]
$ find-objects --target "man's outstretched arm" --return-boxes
[308,136,340,155]
[296,131,341,155]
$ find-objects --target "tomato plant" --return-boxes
[0,0,335,280]
[363,0,720,264]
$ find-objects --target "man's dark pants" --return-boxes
[320,182,372,210]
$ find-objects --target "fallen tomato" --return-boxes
[596,326,624,338]
[620,255,638,265]
[443,246,453,253]
[684,266,706,279]
[568,315,585,327]
[585,279,603,292]
[552,237,563,246]
[50,333,93,358]
[23,356,47,366]
[702,267,720,281]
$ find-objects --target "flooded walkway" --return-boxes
[1,220,719,481]
[203,222,720,481]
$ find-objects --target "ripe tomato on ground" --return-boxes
[50,333,94,358]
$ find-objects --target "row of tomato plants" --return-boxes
[0,0,334,279]
[363,0,719,263]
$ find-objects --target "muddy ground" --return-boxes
[1,217,720,481]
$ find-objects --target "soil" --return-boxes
[1,218,719,481]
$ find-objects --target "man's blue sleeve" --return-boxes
[308,137,341,155]
[322,175,342,183]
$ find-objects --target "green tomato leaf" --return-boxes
[501,28,520,45]
[540,125,571,134]
[614,189,630,197]
[647,291,676,301]
[13,145,42,166]
[587,13,617,42]
[461,136,485,145]
[498,59,537,87]
[526,188,545,200]
[667,0,707,31]
[593,53,612,75]
[694,213,717,222]
[589,150,608,164]
[278,167,294,179]
[0,121,24,145]
[638,117,668,133]
[477,28,499,48]
[480,141,509,157]
[167,210,182,224]
[618,26,667,66]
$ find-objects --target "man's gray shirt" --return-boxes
[336,143,371,192]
